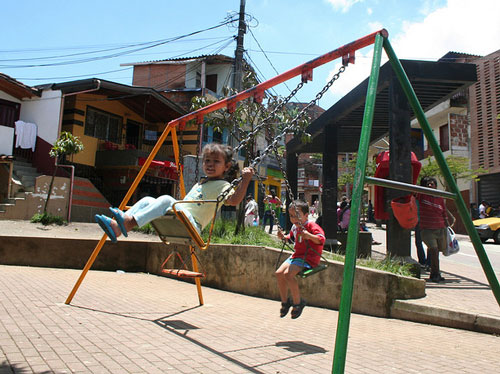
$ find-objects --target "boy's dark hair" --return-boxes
[290,199,309,214]
[420,176,437,187]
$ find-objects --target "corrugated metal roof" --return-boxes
[121,54,235,66]
[438,51,482,63]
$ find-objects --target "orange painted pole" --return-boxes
[165,29,387,129]
[65,29,384,304]
[65,125,175,304]
[190,246,204,305]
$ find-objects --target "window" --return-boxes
[202,125,223,143]
[206,74,218,93]
[196,72,201,88]
[439,123,449,152]
[212,128,223,143]
[85,106,122,143]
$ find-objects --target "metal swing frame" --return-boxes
[65,27,386,308]
[63,28,500,374]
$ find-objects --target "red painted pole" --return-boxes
[167,29,388,127]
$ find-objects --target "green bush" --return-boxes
[131,218,414,277]
[202,219,281,247]
[31,213,67,226]
[132,223,156,235]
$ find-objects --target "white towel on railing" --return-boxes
[14,120,37,151]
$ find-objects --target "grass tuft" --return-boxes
[31,213,67,226]
[130,218,414,277]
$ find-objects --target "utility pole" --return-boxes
[232,0,246,92]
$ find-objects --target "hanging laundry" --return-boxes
[14,120,25,149]
[144,130,158,141]
[14,120,37,151]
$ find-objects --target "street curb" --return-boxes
[390,299,500,335]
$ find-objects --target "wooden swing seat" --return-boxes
[150,210,207,250]
[161,269,205,278]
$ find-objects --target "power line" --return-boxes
[247,27,292,93]
[11,37,233,84]
[0,37,230,55]
[244,51,287,100]
[247,48,319,56]
[0,18,236,69]
[14,68,133,81]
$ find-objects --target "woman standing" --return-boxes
[417,177,455,282]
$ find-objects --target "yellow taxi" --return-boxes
[473,214,500,244]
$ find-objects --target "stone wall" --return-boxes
[0,237,425,318]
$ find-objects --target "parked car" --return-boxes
[473,214,500,244]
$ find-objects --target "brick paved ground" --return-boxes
[1,265,499,374]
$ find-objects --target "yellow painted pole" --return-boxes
[65,124,175,304]
[190,246,204,305]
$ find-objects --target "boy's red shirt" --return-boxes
[288,221,325,267]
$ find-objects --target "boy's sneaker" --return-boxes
[280,298,292,318]
[291,299,307,319]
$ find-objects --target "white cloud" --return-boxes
[324,0,364,13]
[392,0,500,59]
[327,0,500,102]
[367,7,373,15]
[368,21,383,33]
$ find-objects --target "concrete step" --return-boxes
[20,176,36,187]
[12,160,33,168]
[13,164,38,175]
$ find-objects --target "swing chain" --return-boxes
[176,129,184,199]
[195,123,201,183]
[270,142,295,206]
[216,64,347,203]
[232,80,305,156]
[253,64,347,169]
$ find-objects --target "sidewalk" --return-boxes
[0,220,499,373]
[367,223,500,333]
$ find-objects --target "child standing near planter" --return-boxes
[276,200,325,319]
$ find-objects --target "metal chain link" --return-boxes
[216,64,347,203]
[232,80,305,156]
[195,123,201,183]
[176,129,184,199]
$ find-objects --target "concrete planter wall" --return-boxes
[0,237,425,318]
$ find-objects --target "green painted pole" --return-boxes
[332,32,384,374]
[383,38,500,307]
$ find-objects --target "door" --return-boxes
[126,119,141,149]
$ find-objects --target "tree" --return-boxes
[419,155,488,189]
[43,132,84,214]
[189,69,311,233]
[337,154,376,194]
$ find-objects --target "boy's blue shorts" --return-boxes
[285,257,312,269]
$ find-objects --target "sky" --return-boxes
[1,0,499,109]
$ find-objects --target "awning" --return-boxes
[138,157,179,180]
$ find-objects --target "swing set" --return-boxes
[64,29,500,373]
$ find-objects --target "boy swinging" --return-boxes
[276,200,325,319]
